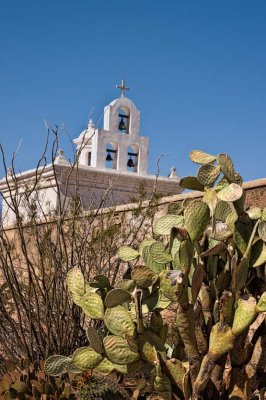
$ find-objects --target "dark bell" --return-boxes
[118,116,126,131]
[127,157,134,168]
[106,152,113,162]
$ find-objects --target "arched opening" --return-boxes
[106,142,118,169]
[87,151,91,166]
[127,144,139,172]
[118,106,130,134]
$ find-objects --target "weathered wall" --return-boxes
[3,178,266,237]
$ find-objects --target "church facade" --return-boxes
[0,82,182,226]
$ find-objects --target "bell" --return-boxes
[118,116,126,131]
[127,157,134,168]
[106,152,113,162]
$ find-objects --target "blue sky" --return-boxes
[0,0,265,181]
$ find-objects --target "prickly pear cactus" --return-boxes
[45,150,266,400]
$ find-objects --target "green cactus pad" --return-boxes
[80,291,104,320]
[256,291,266,312]
[164,359,187,391]
[232,296,257,336]
[94,357,120,374]
[138,239,157,256]
[72,347,103,370]
[179,239,194,273]
[149,241,173,264]
[184,200,210,241]
[105,288,131,308]
[203,188,218,216]
[104,306,135,337]
[209,322,235,358]
[86,327,104,354]
[115,279,136,292]
[217,183,243,202]
[90,274,111,289]
[117,246,140,261]
[168,201,183,215]
[189,150,216,165]
[138,331,166,363]
[250,240,266,267]
[155,290,172,309]
[66,267,85,298]
[217,153,236,182]
[142,246,167,273]
[197,164,221,187]
[214,200,232,221]
[132,265,157,288]
[159,270,181,301]
[232,257,249,293]
[179,176,205,191]
[104,335,140,365]
[154,374,172,400]
[142,289,160,311]
[150,310,164,335]
[44,355,72,376]
[154,214,183,235]
[247,207,262,220]
[206,221,232,241]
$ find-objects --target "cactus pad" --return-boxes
[66,267,85,299]
[217,153,236,182]
[197,164,221,187]
[118,246,140,261]
[103,335,140,365]
[44,355,72,376]
[105,288,131,308]
[131,265,157,288]
[164,358,187,391]
[80,291,104,320]
[154,374,172,400]
[247,207,262,220]
[209,322,235,358]
[72,347,102,370]
[232,296,257,335]
[149,241,173,264]
[138,331,166,363]
[86,327,104,354]
[256,291,266,312]
[217,183,243,202]
[154,214,183,235]
[190,150,216,164]
[184,200,210,241]
[179,176,205,191]
[104,306,135,337]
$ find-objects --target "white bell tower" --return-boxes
[73,81,149,175]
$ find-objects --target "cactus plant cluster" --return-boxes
[77,374,131,400]
[0,357,79,399]
[45,150,266,400]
